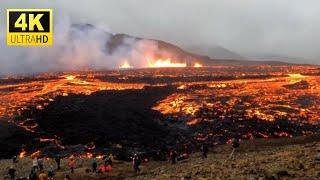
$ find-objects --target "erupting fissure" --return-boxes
[147,58,187,68]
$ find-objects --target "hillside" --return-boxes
[2,136,320,179]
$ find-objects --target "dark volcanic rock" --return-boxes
[283,80,309,90]
[0,120,35,158]
[25,86,184,152]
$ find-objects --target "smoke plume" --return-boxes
[0,16,160,75]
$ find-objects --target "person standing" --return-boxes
[38,157,44,171]
[68,157,76,173]
[92,157,97,173]
[132,154,141,173]
[55,154,61,170]
[108,153,114,166]
[201,143,209,159]
[48,165,55,179]
[169,149,178,164]
[229,138,240,160]
[32,157,39,171]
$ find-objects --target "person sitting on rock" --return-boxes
[177,152,189,161]
[8,166,16,180]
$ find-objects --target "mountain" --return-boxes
[72,24,292,66]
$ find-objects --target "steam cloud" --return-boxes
[0,17,160,75]
[1,0,320,75]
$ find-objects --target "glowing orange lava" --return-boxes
[120,61,132,69]
[193,63,203,68]
[288,73,305,79]
[64,75,76,81]
[147,58,186,68]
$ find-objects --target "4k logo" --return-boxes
[7,9,52,46]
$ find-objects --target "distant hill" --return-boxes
[246,54,309,64]
[185,44,245,60]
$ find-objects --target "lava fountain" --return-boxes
[147,58,186,68]
[120,61,132,69]
[193,63,203,68]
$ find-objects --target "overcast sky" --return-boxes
[0,0,319,64]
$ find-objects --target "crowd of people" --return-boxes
[5,139,241,179]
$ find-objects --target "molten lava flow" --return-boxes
[288,73,305,79]
[288,73,306,83]
[65,75,76,81]
[120,61,132,69]
[193,63,203,68]
[147,58,186,68]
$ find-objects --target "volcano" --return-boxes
[0,25,319,159]
[73,24,291,67]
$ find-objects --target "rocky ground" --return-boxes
[1,135,320,179]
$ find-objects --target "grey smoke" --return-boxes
[0,15,160,74]
[0,0,320,74]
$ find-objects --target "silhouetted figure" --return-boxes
[169,150,178,164]
[32,157,38,171]
[38,157,44,171]
[48,165,55,179]
[92,158,97,173]
[132,154,141,173]
[229,138,240,160]
[8,166,16,180]
[55,155,61,170]
[201,144,209,159]
[104,154,113,167]
[68,157,76,173]
[29,169,37,180]
[108,154,114,166]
